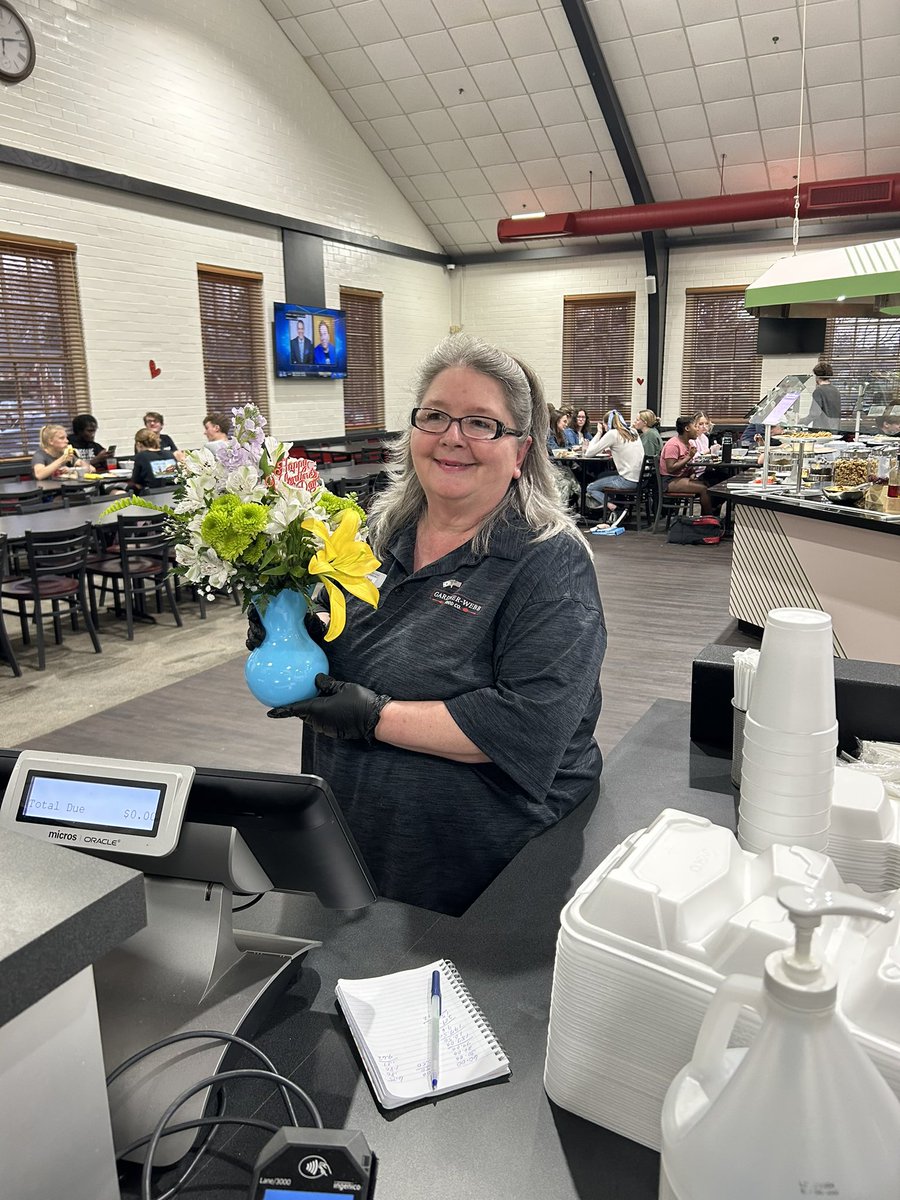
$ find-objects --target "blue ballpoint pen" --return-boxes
[429,969,442,1091]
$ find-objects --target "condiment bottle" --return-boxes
[888,456,900,515]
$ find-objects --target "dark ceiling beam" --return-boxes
[560,0,667,417]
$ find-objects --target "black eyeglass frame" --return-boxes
[410,407,527,441]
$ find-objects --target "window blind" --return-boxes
[340,287,385,432]
[198,266,269,422]
[561,293,635,418]
[681,288,762,423]
[823,316,900,416]
[0,236,90,460]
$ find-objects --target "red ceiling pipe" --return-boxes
[497,174,900,242]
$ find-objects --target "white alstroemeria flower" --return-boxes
[265,491,306,537]
[186,512,206,537]
[203,549,235,590]
[225,464,267,503]
[263,436,284,466]
[174,542,206,583]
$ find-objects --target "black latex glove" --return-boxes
[267,673,391,743]
[246,605,328,651]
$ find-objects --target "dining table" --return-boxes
[552,450,616,520]
[0,491,176,544]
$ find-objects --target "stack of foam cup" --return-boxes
[737,607,838,854]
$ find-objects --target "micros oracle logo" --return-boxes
[271,456,320,491]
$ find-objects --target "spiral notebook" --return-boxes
[336,958,510,1109]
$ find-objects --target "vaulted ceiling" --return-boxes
[260,0,900,256]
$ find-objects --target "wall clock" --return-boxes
[0,3,35,83]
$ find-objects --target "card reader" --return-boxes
[250,1129,376,1199]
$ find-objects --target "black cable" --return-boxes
[125,1116,281,1200]
[232,893,264,912]
[141,1069,322,1200]
[121,1090,227,1200]
[106,1028,299,1126]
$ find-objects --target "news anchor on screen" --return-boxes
[314,319,339,367]
[290,320,313,366]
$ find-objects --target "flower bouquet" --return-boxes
[102,404,380,706]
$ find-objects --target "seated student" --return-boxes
[547,409,576,453]
[69,414,111,469]
[635,409,663,457]
[740,422,784,447]
[143,411,178,453]
[570,408,594,446]
[203,413,230,442]
[660,416,713,515]
[31,424,89,480]
[584,409,645,520]
[128,429,178,492]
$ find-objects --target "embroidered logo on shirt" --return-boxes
[431,587,483,615]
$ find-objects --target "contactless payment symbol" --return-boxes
[299,1155,331,1179]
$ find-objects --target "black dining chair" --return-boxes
[89,512,182,639]
[652,459,700,533]
[0,534,22,677]
[594,455,658,532]
[0,523,101,670]
[0,488,42,515]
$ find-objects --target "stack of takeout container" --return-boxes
[827,764,900,891]
[544,809,900,1153]
[737,608,838,854]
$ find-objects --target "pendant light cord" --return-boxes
[792,0,810,254]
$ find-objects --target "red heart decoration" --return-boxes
[149,360,162,379]
[636,377,644,385]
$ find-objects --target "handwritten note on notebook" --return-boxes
[336,958,510,1109]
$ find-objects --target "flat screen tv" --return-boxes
[273,302,347,379]
[756,316,827,355]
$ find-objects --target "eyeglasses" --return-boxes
[411,407,525,441]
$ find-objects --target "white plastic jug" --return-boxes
[660,886,900,1200]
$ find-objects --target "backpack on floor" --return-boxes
[667,516,723,545]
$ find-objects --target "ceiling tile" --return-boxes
[546,121,597,155]
[449,22,509,65]
[611,178,633,205]
[469,60,527,99]
[408,109,458,142]
[534,183,580,211]
[748,49,802,94]
[815,150,866,178]
[280,19,317,54]
[646,173,681,201]
[865,146,900,173]
[262,0,292,17]
[619,0,683,36]
[645,68,702,108]
[761,124,811,158]
[584,0,631,40]
[705,96,759,136]
[576,85,604,120]
[600,150,621,176]
[765,155,815,187]
[388,74,442,111]
[331,89,367,123]
[485,0,541,16]
[558,47,591,87]
[489,95,541,131]
[369,113,421,146]
[516,51,571,92]
[813,117,864,155]
[736,0,794,14]
[658,104,709,143]
[348,81,403,117]
[435,0,491,23]
[740,8,800,56]
[467,133,516,165]
[678,0,737,20]
[409,172,457,199]
[296,8,357,52]
[373,148,403,176]
[429,67,482,105]
[306,55,343,90]
[340,1,399,43]
[805,0,859,46]
[446,166,492,193]
[464,193,507,219]
[506,127,556,158]
[478,216,503,241]
[366,38,422,80]
[430,139,479,169]
[543,6,576,50]
[483,162,529,189]
[531,87,584,126]
[391,143,441,173]
[392,176,423,203]
[696,59,753,102]
[407,30,465,73]
[687,19,747,66]
[429,224,454,249]
[616,76,654,112]
[571,178,619,207]
[380,0,443,36]
[712,130,764,163]
[430,196,475,222]
[866,114,900,149]
[639,143,672,173]
[603,38,641,80]
[809,81,863,123]
[863,36,900,81]
[325,47,382,86]
[628,110,663,143]
[352,120,386,151]
[803,44,862,87]
[666,138,718,171]
[865,76,900,117]
[520,157,569,187]
[860,0,900,39]
[450,101,500,136]
[588,120,614,151]
[284,0,337,16]
[634,28,692,74]
[410,199,438,224]
[559,152,608,186]
[495,11,555,56]
[444,220,487,243]
[677,167,724,196]
[756,89,803,129]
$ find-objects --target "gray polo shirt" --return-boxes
[301,515,606,915]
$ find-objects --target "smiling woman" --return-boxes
[261,334,607,916]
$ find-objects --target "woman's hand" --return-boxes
[267,674,391,742]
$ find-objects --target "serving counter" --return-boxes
[716,486,900,666]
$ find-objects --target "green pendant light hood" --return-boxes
[745,237,900,318]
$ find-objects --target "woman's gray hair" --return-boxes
[368,334,580,556]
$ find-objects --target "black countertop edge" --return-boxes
[0,829,146,1027]
[720,488,900,537]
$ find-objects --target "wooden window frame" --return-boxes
[197,265,269,424]
[681,287,762,423]
[561,293,636,420]
[340,287,385,433]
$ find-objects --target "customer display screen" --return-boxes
[18,771,165,836]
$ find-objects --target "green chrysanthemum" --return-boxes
[201,494,269,561]
[315,490,366,524]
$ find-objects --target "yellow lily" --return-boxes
[301,509,381,641]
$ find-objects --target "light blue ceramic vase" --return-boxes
[244,589,328,708]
